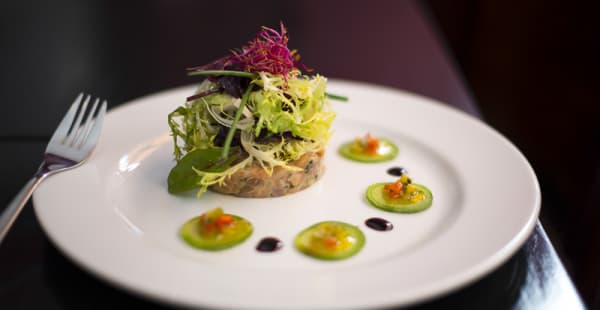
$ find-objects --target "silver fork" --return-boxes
[0,94,107,244]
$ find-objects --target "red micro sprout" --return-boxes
[229,22,308,76]
[186,22,308,78]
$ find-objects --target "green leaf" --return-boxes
[221,85,254,159]
[325,92,349,102]
[167,148,225,193]
[188,70,257,79]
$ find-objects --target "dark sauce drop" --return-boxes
[256,237,283,252]
[365,218,393,231]
[387,167,407,177]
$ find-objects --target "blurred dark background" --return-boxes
[0,0,598,308]
[426,1,600,307]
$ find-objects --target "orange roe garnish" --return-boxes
[198,209,235,235]
[384,180,404,199]
[324,236,339,248]
[203,223,215,233]
[353,133,380,155]
[216,214,234,229]
[365,134,380,155]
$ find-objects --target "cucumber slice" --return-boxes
[180,214,253,251]
[366,183,433,213]
[294,221,365,260]
[338,138,398,163]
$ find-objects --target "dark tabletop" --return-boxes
[0,1,585,309]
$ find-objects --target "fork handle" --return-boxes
[0,177,43,244]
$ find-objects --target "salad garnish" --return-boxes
[339,134,399,163]
[294,221,365,260]
[354,133,380,156]
[180,207,253,251]
[383,174,421,201]
[365,173,433,213]
[168,23,346,197]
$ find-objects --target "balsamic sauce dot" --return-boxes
[387,167,407,177]
[365,218,394,231]
[256,237,284,252]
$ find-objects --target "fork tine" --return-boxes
[65,94,90,146]
[80,100,107,152]
[73,97,99,147]
[48,93,84,145]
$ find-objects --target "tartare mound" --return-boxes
[210,151,324,198]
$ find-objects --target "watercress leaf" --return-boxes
[168,147,247,193]
[167,148,223,193]
[204,149,242,172]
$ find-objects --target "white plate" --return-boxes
[33,80,540,309]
